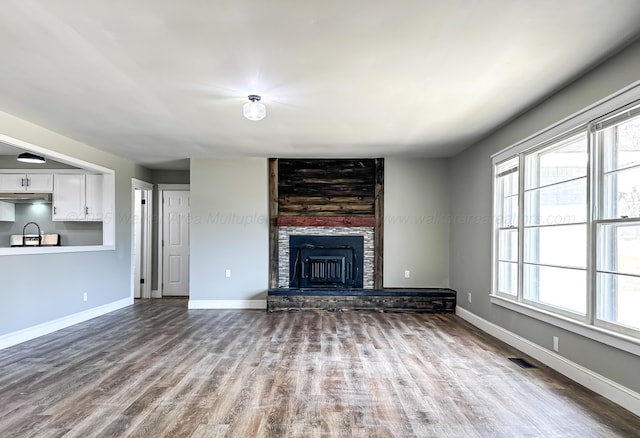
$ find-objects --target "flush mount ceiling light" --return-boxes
[17,152,46,164]
[243,94,266,121]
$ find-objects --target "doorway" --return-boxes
[132,179,153,299]
[158,186,190,297]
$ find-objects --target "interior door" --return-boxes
[162,190,190,296]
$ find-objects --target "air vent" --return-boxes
[508,357,536,369]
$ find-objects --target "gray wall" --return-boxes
[151,169,190,185]
[383,158,450,287]
[450,38,640,393]
[0,110,148,336]
[0,203,102,247]
[189,158,269,301]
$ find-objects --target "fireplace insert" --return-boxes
[289,235,364,288]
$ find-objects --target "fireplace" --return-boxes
[289,235,364,288]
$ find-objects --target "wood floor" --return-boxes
[0,300,639,437]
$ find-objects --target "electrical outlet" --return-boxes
[468,292,472,304]
[225,269,231,278]
[83,292,88,302]
[404,270,410,279]
[553,336,559,352]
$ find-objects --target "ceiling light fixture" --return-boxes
[17,152,46,164]
[243,95,266,121]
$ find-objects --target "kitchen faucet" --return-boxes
[22,221,41,247]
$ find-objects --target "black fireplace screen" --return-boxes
[289,235,364,288]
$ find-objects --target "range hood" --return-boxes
[0,193,52,203]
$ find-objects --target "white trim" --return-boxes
[0,132,117,252]
[188,300,267,310]
[456,306,640,417]
[0,297,132,350]
[151,289,162,299]
[157,184,190,190]
[132,178,153,190]
[490,295,640,357]
[0,245,114,256]
[492,81,640,163]
[131,179,153,300]
[0,133,114,174]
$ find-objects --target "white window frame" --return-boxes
[490,81,640,357]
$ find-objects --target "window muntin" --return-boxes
[524,180,587,225]
[524,224,587,269]
[525,134,588,190]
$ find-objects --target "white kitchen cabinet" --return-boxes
[53,174,103,221]
[0,201,15,222]
[0,173,53,192]
[85,174,103,221]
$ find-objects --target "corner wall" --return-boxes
[189,158,269,307]
[384,158,450,287]
[450,38,640,394]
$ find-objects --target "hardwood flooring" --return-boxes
[0,299,639,437]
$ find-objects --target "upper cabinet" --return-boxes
[52,174,103,221]
[0,200,15,222]
[0,173,53,192]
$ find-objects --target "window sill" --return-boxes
[490,294,640,357]
[0,245,115,256]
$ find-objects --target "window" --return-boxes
[594,106,640,335]
[494,158,519,296]
[523,132,588,316]
[492,99,640,341]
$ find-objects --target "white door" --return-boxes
[162,190,190,296]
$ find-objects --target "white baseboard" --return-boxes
[151,289,162,299]
[0,297,133,351]
[456,306,640,417]
[188,299,267,310]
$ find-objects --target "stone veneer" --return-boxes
[278,226,375,288]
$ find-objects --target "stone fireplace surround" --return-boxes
[278,226,375,288]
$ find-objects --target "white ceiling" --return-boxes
[0,1,639,169]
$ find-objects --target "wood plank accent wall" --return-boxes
[374,158,384,288]
[268,158,384,288]
[268,158,279,289]
[278,159,375,217]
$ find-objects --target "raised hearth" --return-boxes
[267,288,456,313]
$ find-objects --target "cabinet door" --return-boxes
[0,201,15,222]
[0,174,28,192]
[53,174,86,221]
[85,174,103,221]
[25,174,53,192]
